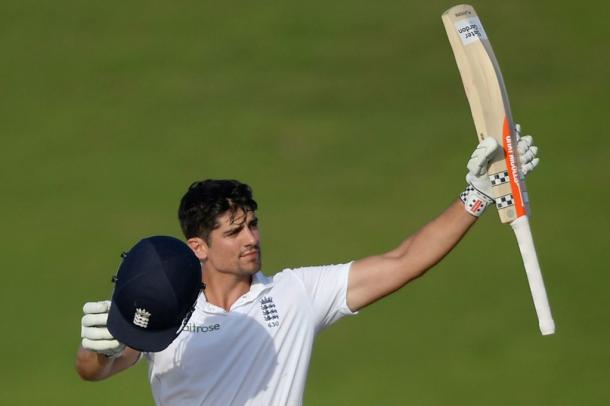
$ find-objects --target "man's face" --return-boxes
[202,209,261,277]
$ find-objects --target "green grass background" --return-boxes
[1,0,608,404]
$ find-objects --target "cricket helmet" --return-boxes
[107,236,202,352]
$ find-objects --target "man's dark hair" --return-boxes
[178,179,258,241]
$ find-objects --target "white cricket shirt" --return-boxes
[144,262,356,406]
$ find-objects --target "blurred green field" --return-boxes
[1,0,609,404]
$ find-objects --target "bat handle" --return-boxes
[510,216,555,335]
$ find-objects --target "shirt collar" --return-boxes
[198,272,273,313]
[249,271,273,297]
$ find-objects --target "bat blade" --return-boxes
[442,4,527,223]
[442,4,555,335]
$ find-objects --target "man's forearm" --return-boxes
[395,199,476,272]
[75,346,139,381]
[76,347,116,381]
[348,200,477,311]
[387,199,475,258]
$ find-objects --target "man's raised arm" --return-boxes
[347,134,539,311]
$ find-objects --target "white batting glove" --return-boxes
[460,124,540,217]
[81,300,125,358]
[514,124,540,176]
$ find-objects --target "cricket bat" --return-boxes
[442,4,555,335]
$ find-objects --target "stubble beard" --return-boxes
[239,247,262,275]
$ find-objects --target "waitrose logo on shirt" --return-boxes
[183,323,221,333]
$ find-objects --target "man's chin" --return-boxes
[242,260,261,274]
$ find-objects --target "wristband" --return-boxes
[102,345,126,359]
[460,185,493,217]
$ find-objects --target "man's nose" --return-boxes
[243,227,258,246]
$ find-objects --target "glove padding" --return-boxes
[465,137,501,199]
[81,300,125,358]
[461,124,540,216]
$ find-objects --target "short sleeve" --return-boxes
[288,262,357,332]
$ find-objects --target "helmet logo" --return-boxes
[133,308,151,328]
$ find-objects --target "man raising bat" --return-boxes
[76,130,539,405]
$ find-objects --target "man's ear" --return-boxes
[187,237,208,261]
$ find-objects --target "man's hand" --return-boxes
[76,301,139,380]
[81,301,125,358]
[515,124,539,176]
[465,137,500,199]
[461,124,540,217]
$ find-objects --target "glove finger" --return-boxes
[81,326,115,340]
[514,123,522,140]
[82,338,122,352]
[521,157,539,176]
[83,301,111,314]
[467,138,499,176]
[517,135,533,155]
[81,313,108,327]
[467,154,487,177]
[520,145,538,164]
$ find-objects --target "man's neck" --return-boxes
[202,271,253,311]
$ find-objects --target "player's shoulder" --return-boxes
[271,262,353,285]
[270,264,329,281]
[268,267,299,285]
[266,266,312,292]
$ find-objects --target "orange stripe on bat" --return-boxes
[501,117,527,218]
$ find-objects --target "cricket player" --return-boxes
[76,132,539,405]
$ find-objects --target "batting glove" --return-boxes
[81,300,125,358]
[514,124,539,176]
[460,124,540,217]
